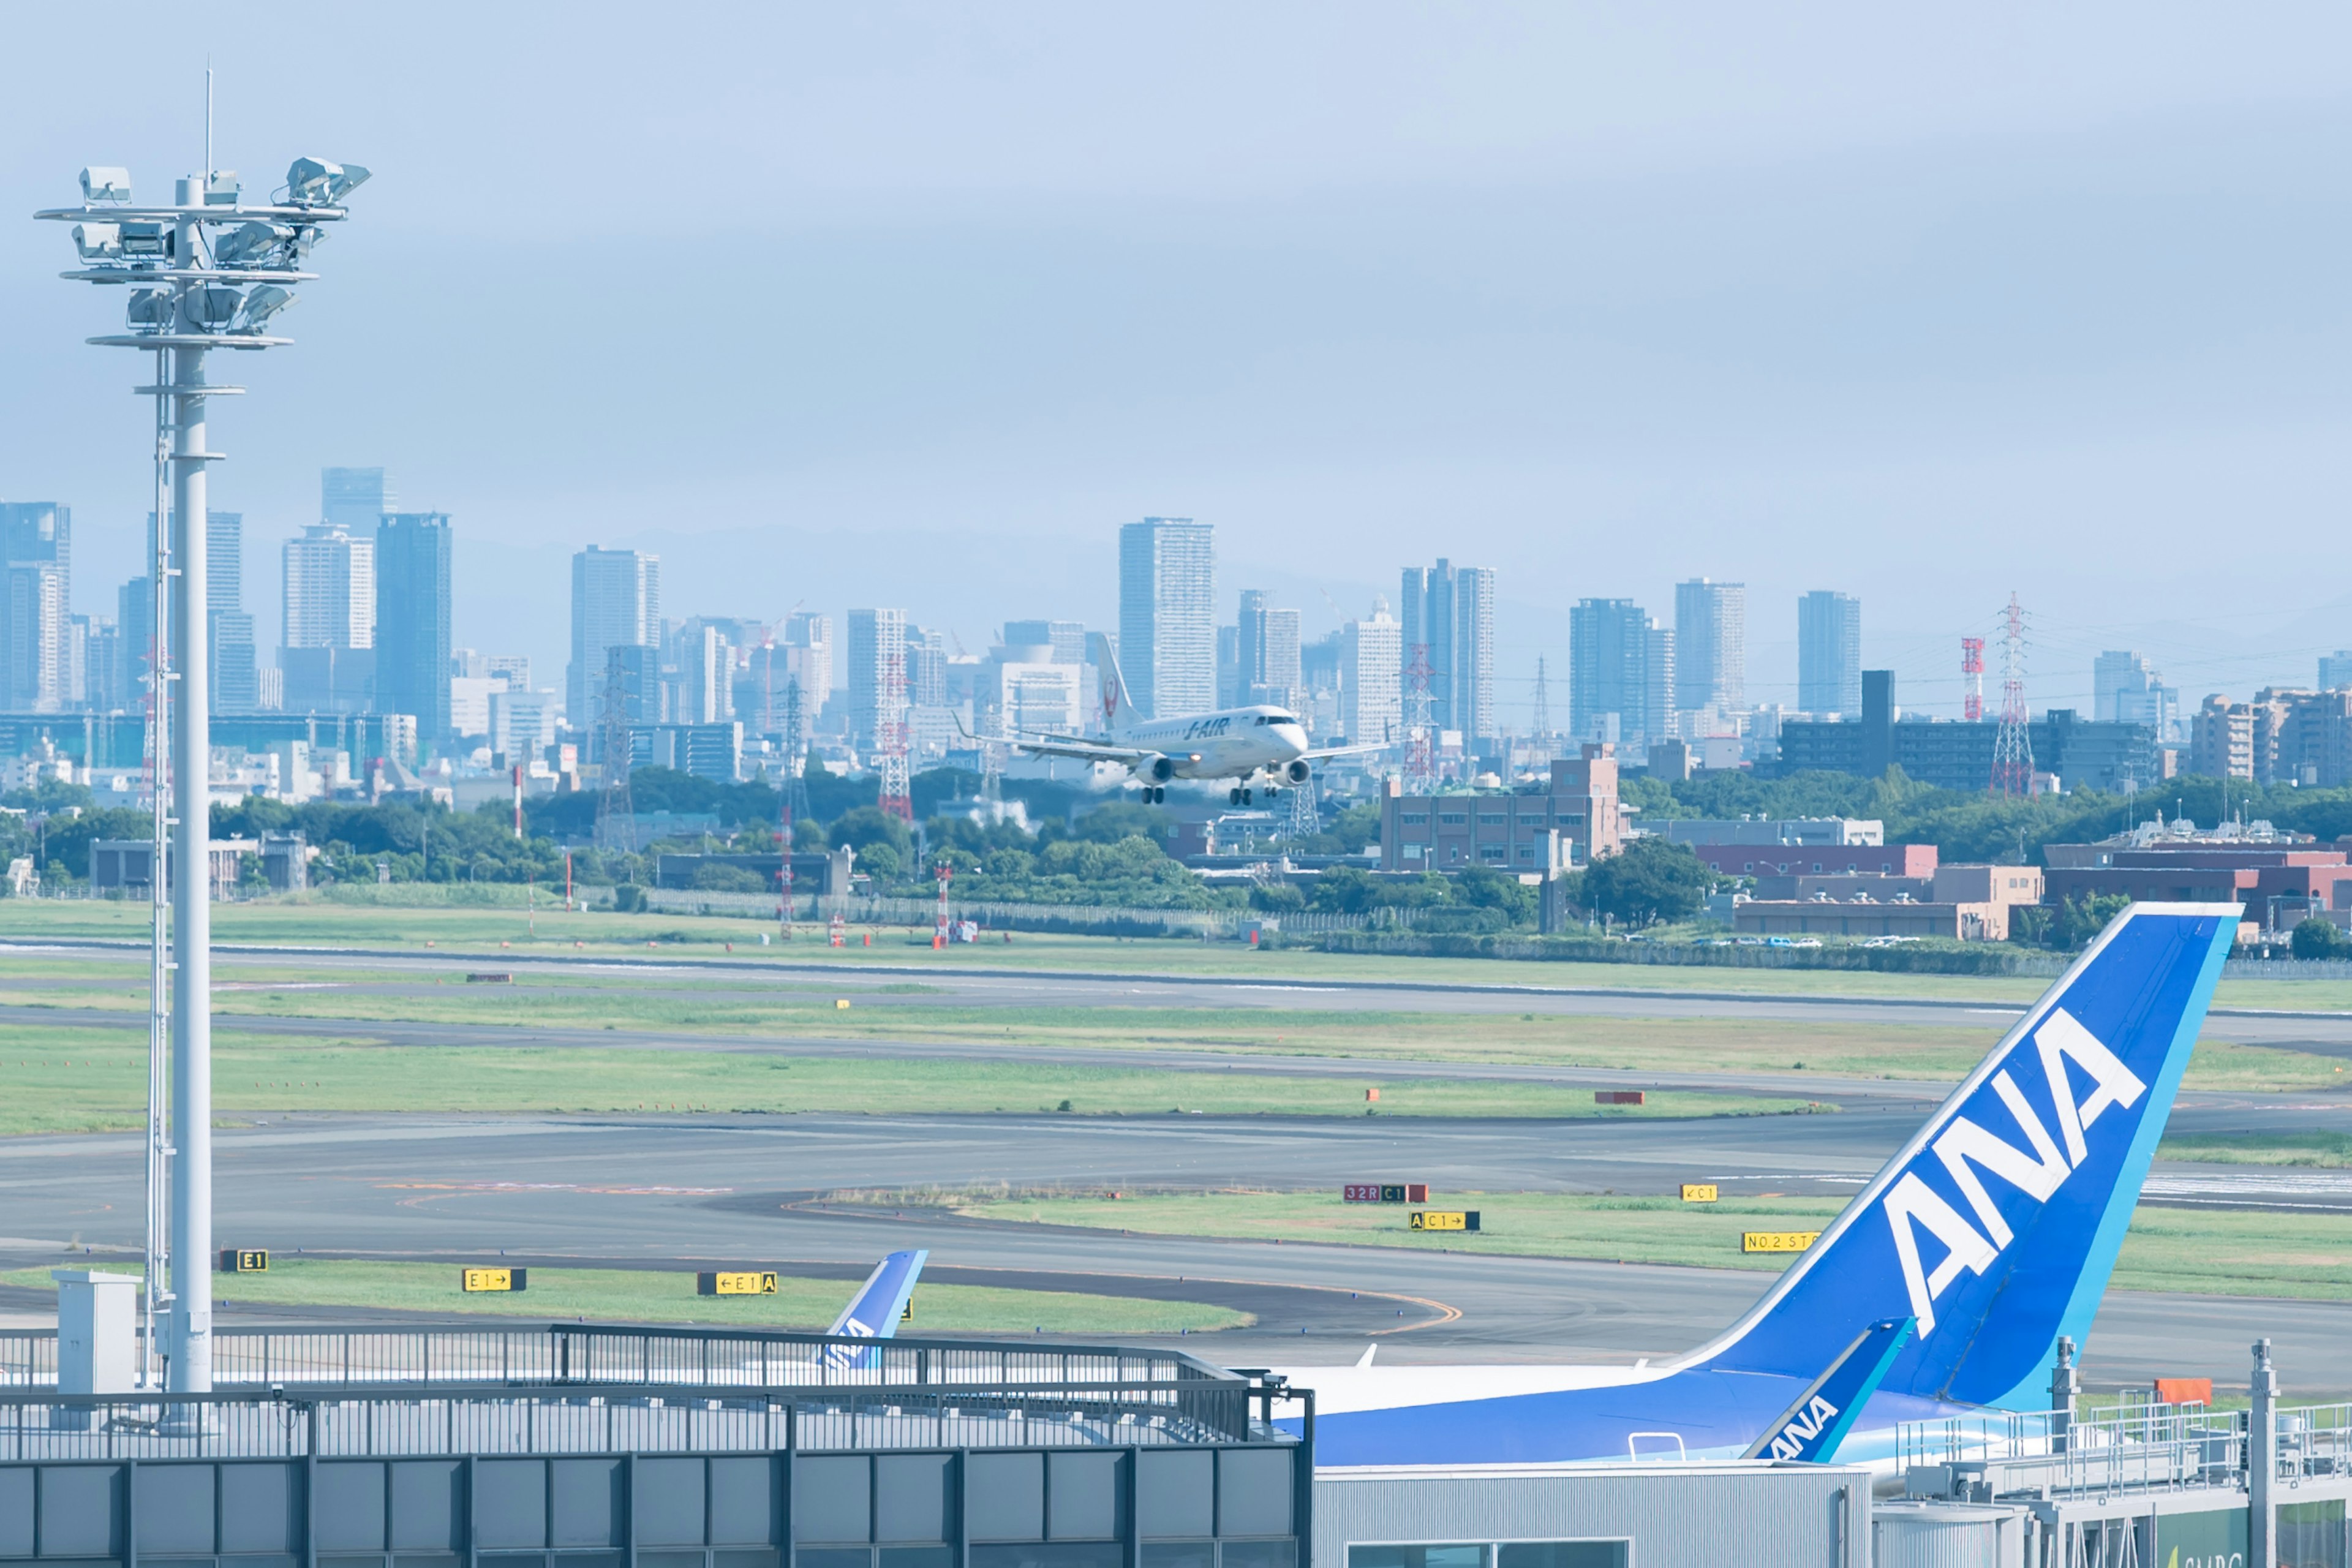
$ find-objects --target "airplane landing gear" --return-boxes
[1229,786,1243,805]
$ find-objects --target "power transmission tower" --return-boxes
[1402,642,1438,794]
[1531,656,1553,756]
[595,645,637,854]
[1284,775,1321,840]
[1989,595,2035,797]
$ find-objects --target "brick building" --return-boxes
[1381,744,1622,872]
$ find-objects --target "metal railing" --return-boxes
[7,1321,1220,1396]
[0,1379,1295,1464]
[1898,1404,2250,1501]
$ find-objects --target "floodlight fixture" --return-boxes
[232,284,295,334]
[283,156,369,206]
[36,123,365,1400]
[79,166,132,204]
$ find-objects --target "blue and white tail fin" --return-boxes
[1683,903,2237,1410]
[1743,1316,1914,1462]
[821,1250,927,1370]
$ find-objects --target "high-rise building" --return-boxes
[2321,652,2352,692]
[1673,578,1745,717]
[376,512,453,743]
[1570,598,1673,752]
[1452,566,1496,741]
[283,524,376,650]
[117,576,153,711]
[1259,606,1302,712]
[2094,651,2157,722]
[1117,517,1215,720]
[1398,560,1496,738]
[208,512,257,714]
[567,546,660,720]
[1235,590,1270,708]
[1002,619,1087,666]
[0,503,70,713]
[1796,591,1862,717]
[322,467,390,536]
[847,608,908,749]
[676,622,734,725]
[781,612,832,722]
[1340,598,1402,745]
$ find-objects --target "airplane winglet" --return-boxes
[1743,1316,1916,1463]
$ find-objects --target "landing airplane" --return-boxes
[1001,648,1376,805]
[1281,902,2239,1466]
[820,1248,927,1370]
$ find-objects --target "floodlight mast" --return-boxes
[36,150,364,1396]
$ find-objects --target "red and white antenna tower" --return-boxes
[877,638,914,823]
[932,861,953,949]
[1401,642,1438,794]
[1960,637,1985,723]
[1989,595,2035,796]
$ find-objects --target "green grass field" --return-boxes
[0,1259,1248,1333]
[886,1187,2352,1301]
[0,1026,1816,1136]
[0,946,2342,1095]
[2158,1132,2352,1169]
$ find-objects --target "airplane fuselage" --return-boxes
[1112,705,1311,783]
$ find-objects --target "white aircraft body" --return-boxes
[1006,650,1372,804]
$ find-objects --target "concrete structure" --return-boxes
[1340,600,1401,746]
[2044,840,2352,932]
[489,687,560,768]
[1003,618,1087,666]
[1673,577,1744,719]
[567,546,660,722]
[2324,650,2352,692]
[1688,839,1931,878]
[1399,560,1496,741]
[0,502,71,714]
[1796,589,1861,717]
[1120,517,1215,720]
[1569,598,1672,752]
[984,643,1084,737]
[1381,744,1622,872]
[631,720,745,783]
[88,839,257,900]
[374,511,451,744]
[1781,680,2159,794]
[1664,816,1887,847]
[197,510,257,714]
[1735,863,2043,940]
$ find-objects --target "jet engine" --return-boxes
[1285,759,1311,784]
[1145,755,1178,782]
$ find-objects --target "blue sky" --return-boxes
[1,4,2346,720]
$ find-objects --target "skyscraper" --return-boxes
[848,607,908,749]
[376,513,454,744]
[1796,591,1862,717]
[1398,560,1496,739]
[117,576,153,711]
[1340,598,1402,744]
[322,467,390,536]
[0,503,70,713]
[1235,589,1270,708]
[282,524,376,650]
[1673,578,1745,717]
[1452,566,1496,741]
[1570,598,1673,751]
[1117,517,1214,720]
[1003,620,1087,666]
[208,511,257,714]
[1260,606,1302,711]
[568,546,660,720]
[781,612,832,719]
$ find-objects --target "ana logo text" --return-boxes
[1883,1009,2146,1334]
[1765,1395,1840,1461]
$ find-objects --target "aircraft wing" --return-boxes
[1009,734,1158,765]
[1299,741,1387,761]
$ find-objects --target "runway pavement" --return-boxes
[2,1110,2348,1391]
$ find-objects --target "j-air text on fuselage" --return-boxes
[996,646,1376,805]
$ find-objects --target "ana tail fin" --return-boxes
[1686,903,2236,1409]
[1743,1316,1915,1462]
[822,1250,927,1369]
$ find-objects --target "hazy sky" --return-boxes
[1,4,2346,721]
